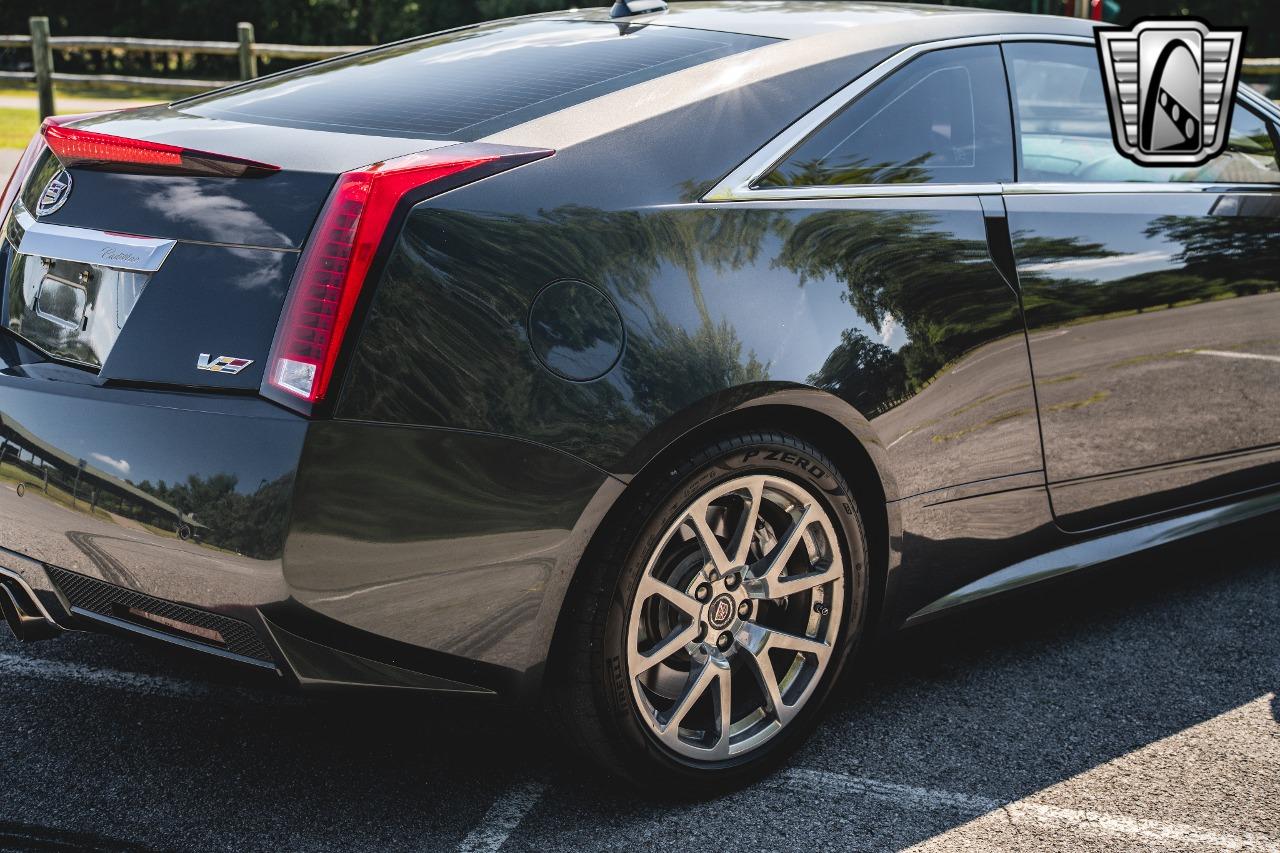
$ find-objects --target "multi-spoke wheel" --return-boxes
[550,432,869,793]
[627,474,844,760]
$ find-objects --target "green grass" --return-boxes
[931,408,1033,443]
[0,461,113,521]
[1,85,181,149]
[1045,390,1111,413]
[0,106,39,148]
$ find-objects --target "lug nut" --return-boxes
[716,632,733,652]
[695,622,708,642]
[724,572,740,590]
[738,600,751,618]
[813,602,830,616]
[695,583,712,602]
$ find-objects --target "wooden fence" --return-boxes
[1,17,368,117]
[2,15,1279,120]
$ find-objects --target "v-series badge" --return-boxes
[196,353,254,375]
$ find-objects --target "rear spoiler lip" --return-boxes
[42,114,282,178]
[62,103,465,174]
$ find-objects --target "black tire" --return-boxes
[547,431,870,795]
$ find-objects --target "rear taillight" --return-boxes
[264,145,553,410]
[42,116,280,178]
[0,130,49,223]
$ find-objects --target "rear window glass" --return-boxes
[181,21,774,141]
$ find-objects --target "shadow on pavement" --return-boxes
[0,517,1275,851]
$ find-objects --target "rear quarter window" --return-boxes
[760,44,1014,187]
[180,21,774,141]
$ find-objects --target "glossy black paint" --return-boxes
[0,333,304,631]
[1009,190,1280,529]
[99,242,297,390]
[884,472,1057,631]
[23,143,335,251]
[528,279,626,382]
[183,20,776,142]
[341,196,1042,499]
[285,420,620,678]
[1,213,298,391]
[1,5,1277,702]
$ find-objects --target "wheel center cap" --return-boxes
[707,593,736,630]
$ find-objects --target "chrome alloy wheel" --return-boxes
[625,474,845,761]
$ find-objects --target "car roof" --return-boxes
[545,1,1087,42]
[490,3,1097,151]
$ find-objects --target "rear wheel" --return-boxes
[550,432,869,793]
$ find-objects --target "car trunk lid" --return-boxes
[1,107,455,390]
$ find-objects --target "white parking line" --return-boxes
[456,778,548,853]
[777,767,1279,852]
[886,428,915,450]
[778,766,997,812]
[950,330,1070,375]
[1192,349,1280,364]
[6,649,1273,852]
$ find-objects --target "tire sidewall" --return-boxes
[597,435,869,788]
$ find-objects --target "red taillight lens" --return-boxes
[0,130,49,223]
[265,145,553,408]
[42,117,280,178]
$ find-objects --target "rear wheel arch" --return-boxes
[546,393,895,695]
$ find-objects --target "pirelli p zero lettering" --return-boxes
[741,449,827,480]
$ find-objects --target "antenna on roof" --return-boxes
[610,0,668,18]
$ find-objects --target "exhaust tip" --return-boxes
[0,580,61,642]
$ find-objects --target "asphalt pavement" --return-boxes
[1,515,1276,852]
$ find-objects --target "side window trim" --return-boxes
[705,34,1280,203]
[998,42,1024,185]
[703,33,1085,202]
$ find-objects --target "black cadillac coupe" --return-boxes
[2,0,1278,791]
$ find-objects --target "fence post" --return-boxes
[237,22,257,80]
[30,16,55,119]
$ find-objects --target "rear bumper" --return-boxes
[0,548,501,696]
[0,367,621,698]
[0,367,307,669]
[0,546,278,663]
[1,369,301,574]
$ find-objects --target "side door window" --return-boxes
[1195,104,1280,184]
[760,44,1014,187]
[1003,40,1280,184]
[1000,40,1280,530]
